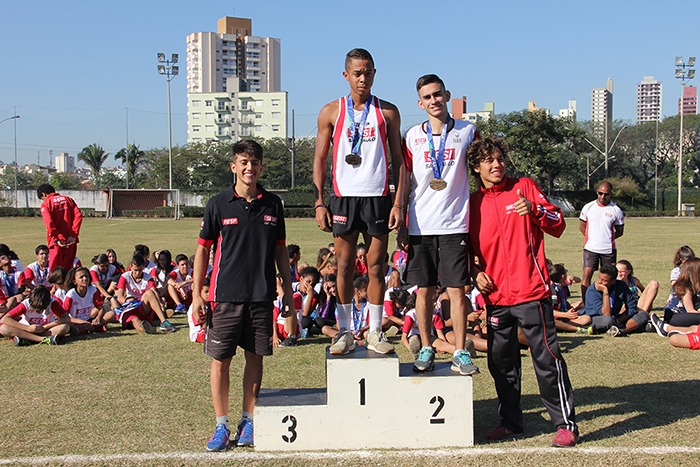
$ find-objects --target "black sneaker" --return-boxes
[279,335,297,347]
[650,313,668,337]
[13,336,32,346]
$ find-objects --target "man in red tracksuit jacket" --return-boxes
[38,184,83,272]
[467,137,578,448]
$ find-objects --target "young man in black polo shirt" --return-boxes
[191,140,295,451]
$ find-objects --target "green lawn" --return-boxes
[1,216,700,466]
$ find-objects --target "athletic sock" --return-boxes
[337,303,352,331]
[216,415,230,431]
[241,411,253,421]
[369,303,383,333]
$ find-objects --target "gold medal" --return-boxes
[430,179,447,191]
[345,154,362,166]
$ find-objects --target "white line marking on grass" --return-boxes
[3,446,700,465]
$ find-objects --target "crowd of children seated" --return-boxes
[2,239,699,356]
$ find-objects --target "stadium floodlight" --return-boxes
[675,56,696,215]
[156,52,178,191]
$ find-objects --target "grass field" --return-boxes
[2,216,700,466]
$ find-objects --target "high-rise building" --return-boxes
[558,100,577,121]
[591,78,613,136]
[186,16,281,94]
[451,97,495,123]
[55,152,74,173]
[188,77,288,143]
[636,76,662,123]
[679,85,698,115]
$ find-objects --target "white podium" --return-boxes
[255,346,474,451]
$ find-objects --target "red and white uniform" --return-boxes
[90,264,118,290]
[25,261,51,288]
[63,285,101,321]
[169,270,193,300]
[274,294,304,339]
[331,96,389,197]
[579,200,624,254]
[143,260,157,277]
[117,273,155,300]
[187,304,205,343]
[403,120,479,235]
[469,177,565,306]
[40,192,82,271]
[8,297,66,326]
[0,268,26,299]
[52,288,68,306]
[383,288,395,318]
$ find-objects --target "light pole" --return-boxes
[675,56,696,216]
[1,112,20,207]
[583,125,627,189]
[157,53,178,190]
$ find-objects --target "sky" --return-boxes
[1,0,698,168]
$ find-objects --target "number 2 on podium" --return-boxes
[430,395,445,424]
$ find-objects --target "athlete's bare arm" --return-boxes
[380,100,406,231]
[313,100,339,232]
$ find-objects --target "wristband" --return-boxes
[392,204,404,210]
[314,203,327,210]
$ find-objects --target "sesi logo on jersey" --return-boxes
[414,137,427,144]
[332,215,347,224]
[422,148,456,163]
[222,218,238,226]
[263,215,277,226]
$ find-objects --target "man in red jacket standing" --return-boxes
[467,138,578,447]
[37,184,83,272]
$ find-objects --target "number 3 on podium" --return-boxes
[281,414,298,443]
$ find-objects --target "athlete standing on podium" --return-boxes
[313,48,407,355]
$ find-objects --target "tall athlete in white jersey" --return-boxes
[399,74,479,375]
[313,48,407,355]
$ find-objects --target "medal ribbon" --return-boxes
[426,115,451,180]
[37,263,48,285]
[347,94,373,156]
[2,270,17,296]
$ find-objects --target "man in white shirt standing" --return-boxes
[579,181,624,302]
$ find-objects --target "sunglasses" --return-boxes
[597,192,611,197]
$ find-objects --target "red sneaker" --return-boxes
[551,428,579,447]
[485,425,517,441]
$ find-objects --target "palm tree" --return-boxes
[77,143,109,186]
[115,144,146,188]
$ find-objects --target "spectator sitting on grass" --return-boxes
[0,249,27,318]
[583,263,649,337]
[47,266,69,305]
[187,277,209,343]
[89,253,118,301]
[0,285,70,346]
[313,274,339,339]
[651,258,700,337]
[548,263,590,333]
[168,254,194,314]
[63,267,107,335]
[616,259,658,320]
[24,245,51,290]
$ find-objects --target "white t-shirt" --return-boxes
[403,119,478,235]
[579,200,624,254]
[64,285,100,321]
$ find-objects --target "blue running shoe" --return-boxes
[206,423,230,452]
[174,303,187,314]
[235,418,254,447]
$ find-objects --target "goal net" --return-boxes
[106,189,180,219]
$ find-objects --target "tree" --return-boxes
[0,165,31,190]
[50,172,82,190]
[77,143,109,187]
[114,144,146,188]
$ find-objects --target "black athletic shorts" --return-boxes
[204,301,273,360]
[582,249,617,271]
[405,233,470,288]
[329,195,392,237]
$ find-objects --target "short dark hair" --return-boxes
[353,275,369,291]
[288,244,301,259]
[48,266,67,286]
[232,139,263,162]
[131,254,145,267]
[175,254,189,264]
[323,273,336,283]
[416,74,445,93]
[467,137,508,174]
[29,285,52,310]
[92,253,109,265]
[345,48,374,70]
[548,263,567,284]
[599,263,617,277]
[134,244,150,258]
[35,244,49,255]
[300,266,321,285]
[36,183,55,199]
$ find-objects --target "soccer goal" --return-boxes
[106,189,180,219]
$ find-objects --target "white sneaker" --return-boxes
[367,330,394,355]
[329,329,355,355]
